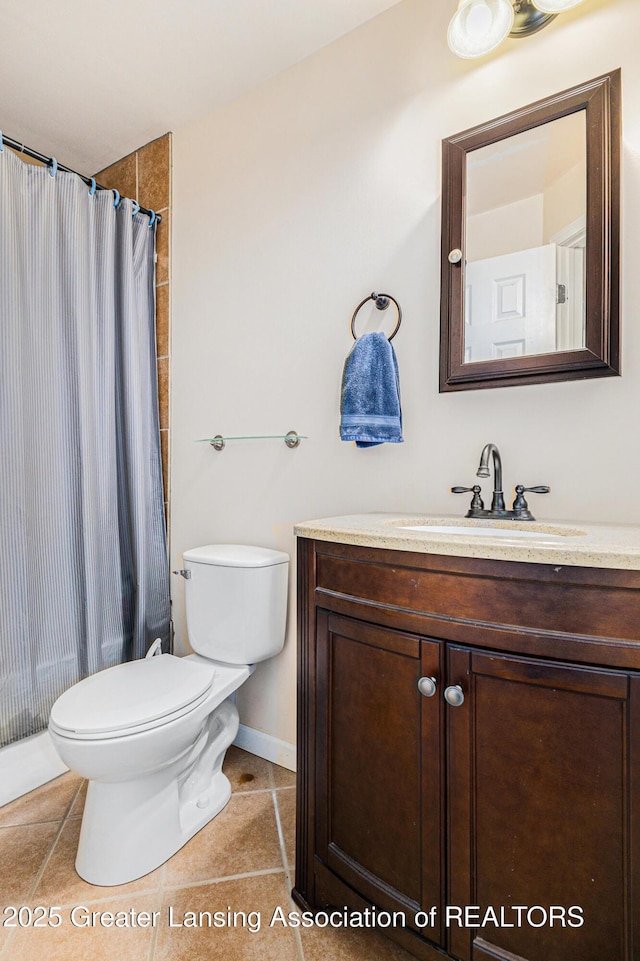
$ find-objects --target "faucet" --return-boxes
[452,443,550,521]
[476,443,505,513]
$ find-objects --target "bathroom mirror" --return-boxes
[439,70,620,391]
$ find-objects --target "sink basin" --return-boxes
[395,522,587,542]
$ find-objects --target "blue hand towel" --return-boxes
[340,331,403,448]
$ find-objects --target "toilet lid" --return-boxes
[49,654,215,736]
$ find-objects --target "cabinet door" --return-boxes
[315,611,444,944]
[447,646,638,961]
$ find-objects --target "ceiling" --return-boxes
[0,0,404,175]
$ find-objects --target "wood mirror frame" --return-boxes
[439,69,621,392]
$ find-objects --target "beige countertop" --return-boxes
[294,513,640,571]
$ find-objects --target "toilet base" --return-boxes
[75,699,239,886]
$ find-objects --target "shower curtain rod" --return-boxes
[2,134,162,224]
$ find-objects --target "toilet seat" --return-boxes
[49,654,216,741]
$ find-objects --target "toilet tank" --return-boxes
[181,545,289,665]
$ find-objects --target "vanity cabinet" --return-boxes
[294,536,640,961]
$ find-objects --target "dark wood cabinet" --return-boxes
[294,536,640,961]
[315,612,445,945]
[447,646,634,961]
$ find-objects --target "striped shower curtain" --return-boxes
[0,146,170,747]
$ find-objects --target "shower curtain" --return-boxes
[0,146,170,748]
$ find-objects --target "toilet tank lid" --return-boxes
[183,545,289,568]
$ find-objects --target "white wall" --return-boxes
[171,0,640,750]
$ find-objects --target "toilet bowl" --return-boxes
[48,544,288,886]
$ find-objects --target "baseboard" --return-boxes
[0,725,295,808]
[0,730,68,807]
[233,723,296,772]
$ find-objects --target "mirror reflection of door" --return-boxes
[465,245,556,362]
[464,111,586,364]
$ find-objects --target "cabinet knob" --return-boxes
[444,684,465,707]
[417,676,438,697]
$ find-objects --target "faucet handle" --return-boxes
[451,485,484,511]
[512,485,550,512]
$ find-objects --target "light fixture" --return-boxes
[448,0,515,60]
[447,0,585,58]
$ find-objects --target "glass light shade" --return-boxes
[532,0,584,11]
[447,0,515,59]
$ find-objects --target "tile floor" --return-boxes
[0,747,413,960]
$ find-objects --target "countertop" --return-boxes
[294,513,640,571]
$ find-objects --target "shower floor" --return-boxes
[0,747,412,961]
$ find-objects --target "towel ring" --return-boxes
[350,292,402,342]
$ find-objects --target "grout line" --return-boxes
[155,280,169,289]
[289,878,306,961]
[0,921,15,961]
[272,791,289,874]
[267,760,277,793]
[146,866,165,961]
[283,863,305,961]
[64,777,85,820]
[0,815,66,828]
[268,758,295,931]
[232,785,286,798]
[162,867,286,893]
[24,819,68,899]
[272,790,305,961]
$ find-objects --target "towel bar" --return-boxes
[195,431,306,452]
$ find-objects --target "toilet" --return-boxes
[48,544,288,886]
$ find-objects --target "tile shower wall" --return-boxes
[95,133,172,525]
